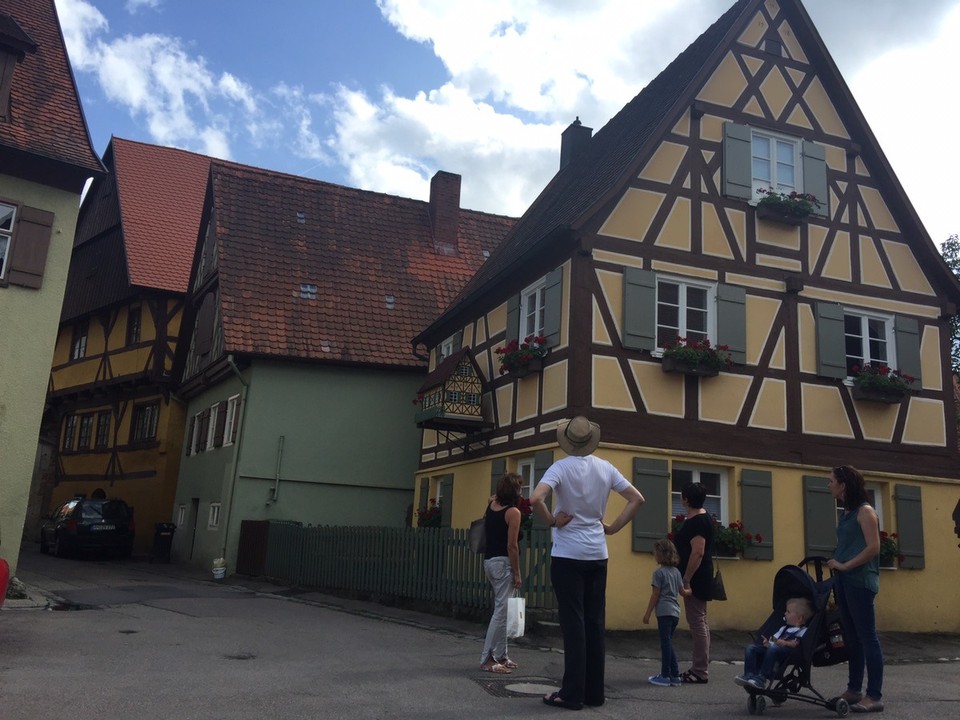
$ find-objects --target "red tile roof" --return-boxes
[209,163,514,368]
[0,0,102,174]
[111,137,213,292]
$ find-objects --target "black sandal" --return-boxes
[680,670,708,684]
[543,692,583,710]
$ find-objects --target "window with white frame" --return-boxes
[71,321,88,360]
[208,502,221,529]
[62,414,78,451]
[191,411,204,453]
[0,202,14,281]
[844,310,894,376]
[671,464,727,524]
[751,129,799,199]
[223,394,239,446]
[655,277,716,350]
[176,504,187,528]
[206,403,219,451]
[521,278,547,339]
[517,458,535,497]
[439,336,456,362]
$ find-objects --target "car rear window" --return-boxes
[80,501,130,521]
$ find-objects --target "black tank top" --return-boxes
[484,505,509,558]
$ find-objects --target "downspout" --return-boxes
[220,354,248,562]
[269,435,284,503]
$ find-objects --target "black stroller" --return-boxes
[740,557,850,717]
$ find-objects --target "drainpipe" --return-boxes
[220,354,248,563]
[269,435,284,503]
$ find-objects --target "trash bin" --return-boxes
[150,522,176,563]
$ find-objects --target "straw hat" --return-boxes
[556,416,601,457]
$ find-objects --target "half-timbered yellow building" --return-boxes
[39,139,210,553]
[411,0,960,631]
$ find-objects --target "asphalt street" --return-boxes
[2,543,958,719]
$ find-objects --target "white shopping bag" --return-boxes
[507,593,526,638]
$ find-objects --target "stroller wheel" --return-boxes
[747,694,767,715]
[834,698,849,717]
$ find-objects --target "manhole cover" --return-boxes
[474,676,558,698]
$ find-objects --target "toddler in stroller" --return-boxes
[737,559,851,717]
[735,596,812,689]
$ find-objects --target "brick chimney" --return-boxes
[560,117,593,170]
[429,171,461,256]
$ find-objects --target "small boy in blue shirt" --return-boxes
[735,597,814,689]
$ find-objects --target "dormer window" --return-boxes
[0,13,38,121]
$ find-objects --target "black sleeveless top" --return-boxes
[484,505,509,559]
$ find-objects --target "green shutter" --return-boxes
[717,283,747,365]
[490,457,506,496]
[418,477,429,512]
[506,295,520,343]
[741,470,773,560]
[894,316,922,386]
[801,140,828,217]
[543,267,563,348]
[723,122,753,201]
[894,484,924,569]
[439,475,454,528]
[533,450,555,526]
[803,475,837,558]
[816,302,847,379]
[631,457,669,552]
[623,267,657,351]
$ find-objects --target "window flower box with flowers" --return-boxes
[879,530,903,568]
[660,337,733,377]
[669,515,759,558]
[755,188,822,225]
[850,363,915,403]
[416,499,442,528]
[495,334,549,378]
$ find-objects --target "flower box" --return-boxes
[661,354,719,377]
[756,204,805,226]
[851,385,906,404]
[506,357,543,379]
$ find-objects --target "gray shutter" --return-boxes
[213,401,228,447]
[439,475,454,528]
[533,450,554,526]
[623,267,657,351]
[803,475,837,558]
[816,302,847,379]
[631,457,669,552]
[894,315,922,386]
[506,295,521,343]
[543,267,563,347]
[741,470,773,560]
[490,457,506,496]
[452,330,464,352]
[802,140,828,217]
[723,122,753,201]
[894,484,924,569]
[717,283,746,365]
[7,206,55,289]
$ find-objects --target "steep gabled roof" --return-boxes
[209,163,514,369]
[111,137,213,292]
[418,0,960,344]
[0,0,103,177]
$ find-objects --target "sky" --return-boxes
[55,0,960,244]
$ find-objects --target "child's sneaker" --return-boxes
[746,676,767,690]
[734,674,751,687]
[648,674,672,686]
[670,676,682,687]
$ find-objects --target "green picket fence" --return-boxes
[262,522,556,610]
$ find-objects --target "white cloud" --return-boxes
[125,0,161,12]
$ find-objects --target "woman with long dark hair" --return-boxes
[479,473,524,673]
[827,464,884,713]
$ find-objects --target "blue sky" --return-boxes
[56,0,960,243]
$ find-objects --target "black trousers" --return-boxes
[550,556,608,705]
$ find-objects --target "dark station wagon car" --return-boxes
[40,496,135,558]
